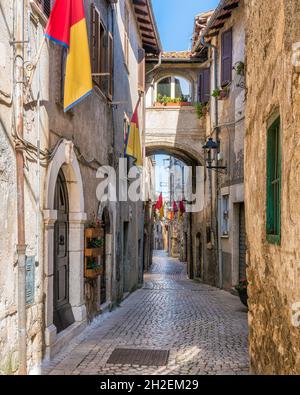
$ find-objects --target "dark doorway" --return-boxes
[53,170,75,333]
[195,233,203,279]
[100,208,111,305]
[123,221,129,292]
[239,203,246,281]
[100,227,106,304]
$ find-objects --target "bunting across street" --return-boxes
[45,0,93,112]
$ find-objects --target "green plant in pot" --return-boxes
[212,85,229,100]
[194,102,208,119]
[235,279,248,307]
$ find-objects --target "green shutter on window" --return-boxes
[266,117,281,245]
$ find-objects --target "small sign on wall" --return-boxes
[26,256,35,306]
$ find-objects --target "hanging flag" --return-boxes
[179,200,186,214]
[155,192,163,210]
[178,200,186,221]
[173,201,178,213]
[125,99,143,166]
[45,0,93,112]
[154,193,164,219]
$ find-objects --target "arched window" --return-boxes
[156,76,191,103]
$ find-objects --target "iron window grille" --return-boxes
[266,116,281,245]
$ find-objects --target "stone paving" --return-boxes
[43,251,249,375]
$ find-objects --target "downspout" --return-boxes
[200,35,223,289]
[15,0,27,374]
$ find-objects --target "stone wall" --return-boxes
[0,0,146,373]
[245,0,300,374]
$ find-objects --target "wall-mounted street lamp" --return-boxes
[202,138,227,173]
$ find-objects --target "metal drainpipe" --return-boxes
[15,0,27,375]
[200,35,223,289]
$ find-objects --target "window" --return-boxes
[156,76,191,102]
[108,32,114,99]
[91,4,107,93]
[157,77,171,97]
[198,68,210,104]
[222,195,229,236]
[266,117,281,245]
[36,0,53,17]
[221,29,232,87]
[138,48,145,92]
[124,3,130,69]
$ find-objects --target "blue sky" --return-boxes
[152,0,219,52]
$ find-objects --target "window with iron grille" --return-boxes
[221,195,229,236]
[266,116,281,245]
[36,0,53,18]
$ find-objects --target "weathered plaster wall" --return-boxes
[207,0,246,291]
[245,0,300,374]
[0,0,145,373]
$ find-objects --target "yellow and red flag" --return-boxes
[155,193,164,219]
[125,99,143,167]
[45,0,93,112]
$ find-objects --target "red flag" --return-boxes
[155,193,163,210]
[45,0,92,111]
[173,201,178,213]
[179,200,186,214]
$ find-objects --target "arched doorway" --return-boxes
[53,170,75,333]
[97,204,114,307]
[44,140,87,358]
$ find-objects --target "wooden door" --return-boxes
[239,203,247,281]
[53,170,75,333]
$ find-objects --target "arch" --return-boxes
[45,140,84,213]
[154,71,194,86]
[146,141,205,166]
[97,200,116,306]
[43,139,87,358]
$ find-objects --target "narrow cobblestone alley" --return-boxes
[42,252,249,375]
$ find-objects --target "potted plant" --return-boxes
[155,95,191,107]
[195,102,208,119]
[235,279,248,307]
[212,85,229,100]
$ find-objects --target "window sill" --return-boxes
[266,234,281,246]
[221,235,229,239]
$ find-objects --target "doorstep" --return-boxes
[44,320,87,361]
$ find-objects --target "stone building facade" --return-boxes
[193,0,246,290]
[245,0,300,375]
[0,0,160,374]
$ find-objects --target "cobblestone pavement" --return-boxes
[43,251,249,375]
